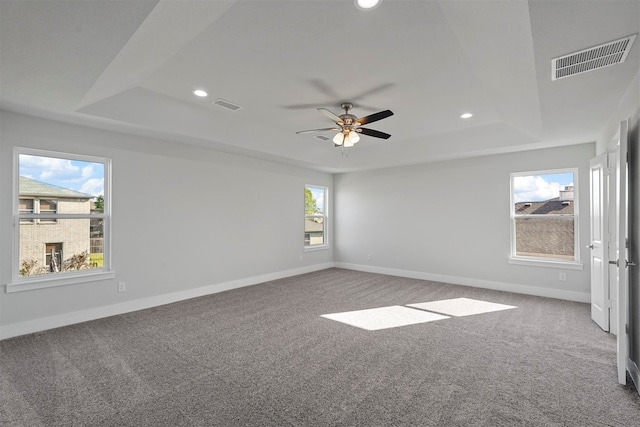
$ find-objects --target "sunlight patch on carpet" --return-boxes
[407,298,517,317]
[321,306,449,331]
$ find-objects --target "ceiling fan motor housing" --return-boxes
[340,114,358,128]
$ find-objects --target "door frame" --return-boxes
[606,120,629,385]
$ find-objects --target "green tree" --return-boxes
[94,195,104,212]
[305,188,318,215]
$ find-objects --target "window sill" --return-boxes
[304,245,330,252]
[6,270,116,293]
[508,257,583,270]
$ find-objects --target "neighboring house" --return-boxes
[304,218,325,246]
[19,176,93,273]
[514,189,574,259]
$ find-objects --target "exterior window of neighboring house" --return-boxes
[19,198,34,223]
[38,199,58,223]
[305,185,328,249]
[10,148,113,291]
[45,243,63,273]
[510,169,581,267]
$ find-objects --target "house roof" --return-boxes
[19,176,93,199]
[0,1,638,173]
[515,198,573,215]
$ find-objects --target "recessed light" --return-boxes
[460,113,473,119]
[355,0,381,11]
[193,89,208,97]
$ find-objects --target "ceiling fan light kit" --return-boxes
[333,130,360,147]
[355,0,381,11]
[297,102,393,151]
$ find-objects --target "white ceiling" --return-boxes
[1,0,638,173]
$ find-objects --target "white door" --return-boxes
[608,149,619,335]
[617,120,629,385]
[590,154,609,331]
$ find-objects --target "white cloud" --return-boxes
[23,156,81,181]
[79,178,104,196]
[513,175,565,202]
[20,154,104,193]
[81,165,94,179]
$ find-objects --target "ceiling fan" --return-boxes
[296,102,393,148]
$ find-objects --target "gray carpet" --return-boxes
[1,268,639,426]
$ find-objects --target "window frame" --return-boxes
[8,147,115,292]
[508,168,583,270]
[304,184,329,251]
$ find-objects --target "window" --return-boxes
[305,185,328,249]
[19,198,34,223]
[45,243,63,272]
[10,148,113,291]
[510,169,581,268]
[38,199,58,223]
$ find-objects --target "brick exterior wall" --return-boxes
[19,198,91,270]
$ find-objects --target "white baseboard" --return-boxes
[335,263,590,303]
[1,263,335,340]
[2,262,590,340]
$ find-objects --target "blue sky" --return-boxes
[513,172,573,203]
[19,154,104,197]
[309,187,325,212]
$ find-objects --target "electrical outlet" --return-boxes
[367,254,372,261]
[299,255,303,262]
[118,282,126,293]
[559,273,566,282]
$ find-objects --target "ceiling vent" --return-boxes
[315,135,331,141]
[213,98,241,111]
[551,34,636,81]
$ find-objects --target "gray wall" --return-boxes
[0,108,616,336]
[0,111,333,333]
[334,143,595,300]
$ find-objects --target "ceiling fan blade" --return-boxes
[309,78,341,99]
[318,108,343,124]
[356,110,394,126]
[284,103,330,110]
[296,127,338,135]
[357,127,391,139]
[350,83,394,101]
